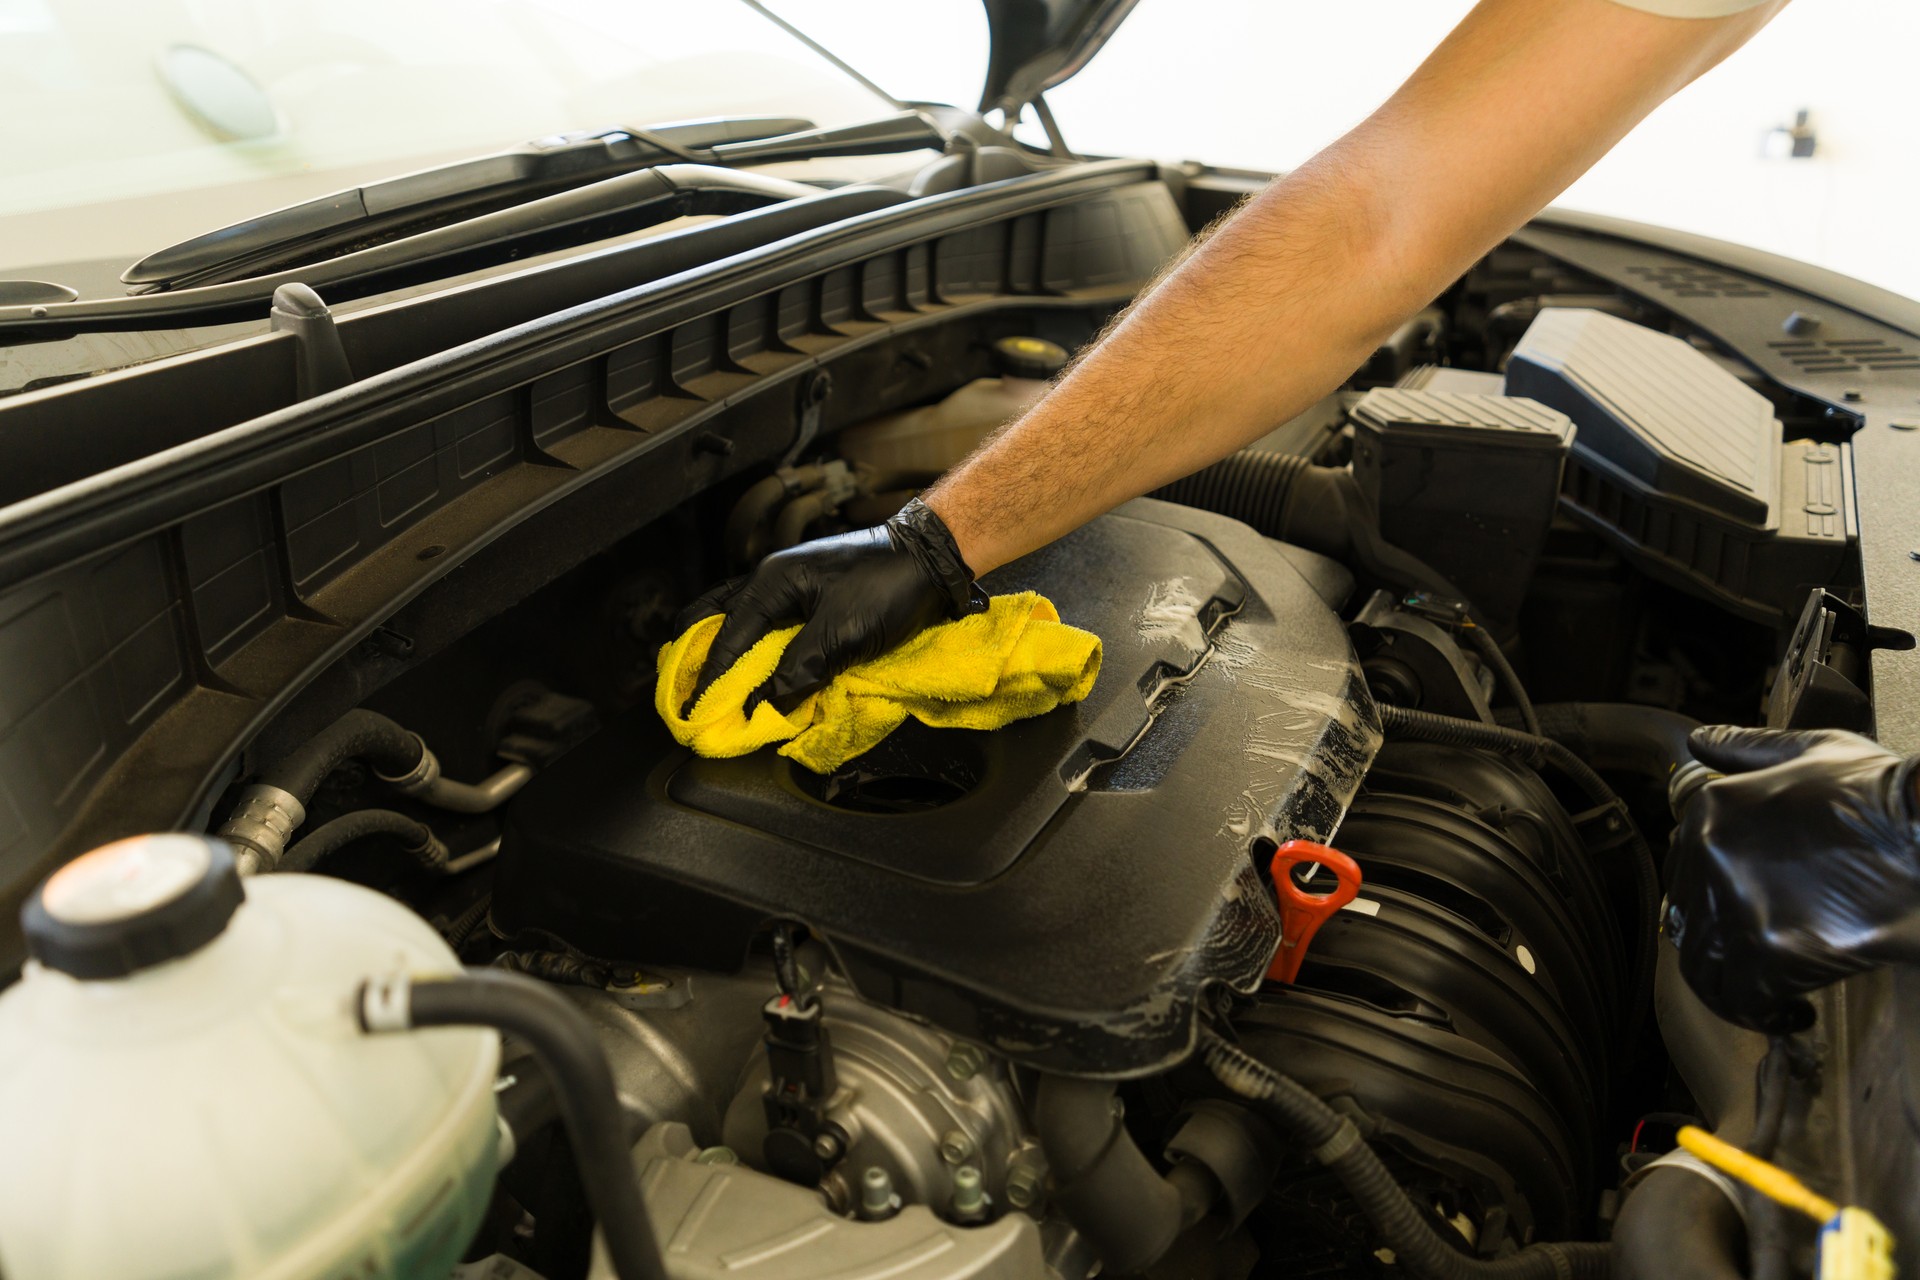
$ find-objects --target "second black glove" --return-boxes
[1667,724,1920,1033]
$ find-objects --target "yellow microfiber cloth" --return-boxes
[656,591,1102,773]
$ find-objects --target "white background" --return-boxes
[777,0,1920,301]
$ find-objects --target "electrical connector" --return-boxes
[1676,1127,1897,1280]
[1819,1207,1895,1280]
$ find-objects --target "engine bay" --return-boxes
[3,162,1916,1280]
[211,291,1818,1277]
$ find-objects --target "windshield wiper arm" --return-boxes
[706,111,946,164]
[122,115,815,292]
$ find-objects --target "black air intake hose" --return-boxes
[1152,451,1320,539]
[1033,1076,1188,1275]
[1201,1031,1610,1280]
[1151,452,1468,603]
[1375,704,1660,1041]
[1613,1166,1747,1280]
[264,709,425,805]
[1151,451,1353,555]
[1521,703,1700,781]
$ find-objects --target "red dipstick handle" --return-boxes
[1265,839,1363,984]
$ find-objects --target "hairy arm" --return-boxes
[926,0,1785,575]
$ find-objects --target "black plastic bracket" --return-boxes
[269,283,353,399]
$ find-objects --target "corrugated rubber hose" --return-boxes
[1150,451,1472,603]
[1201,1030,1611,1280]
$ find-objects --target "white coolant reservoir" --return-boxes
[0,834,499,1280]
[837,335,1068,473]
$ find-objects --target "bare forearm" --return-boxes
[925,0,1782,576]
[926,154,1407,574]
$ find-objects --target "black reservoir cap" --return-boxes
[22,835,244,980]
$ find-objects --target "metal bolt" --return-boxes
[1005,1163,1045,1209]
[1843,388,1864,403]
[813,1131,843,1162]
[950,1166,988,1220]
[939,1129,976,1166]
[945,1042,988,1082]
[859,1166,900,1221]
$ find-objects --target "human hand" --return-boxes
[1667,725,1920,1032]
[676,496,985,713]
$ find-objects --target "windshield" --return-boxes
[0,0,895,286]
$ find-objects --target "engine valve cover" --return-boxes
[493,500,1380,1075]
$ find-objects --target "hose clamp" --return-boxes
[376,734,441,795]
[1624,1148,1750,1226]
[358,972,414,1034]
[215,784,307,873]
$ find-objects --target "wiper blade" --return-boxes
[706,111,946,164]
[122,115,815,291]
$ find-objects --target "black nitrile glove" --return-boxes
[1667,725,1920,1033]
[677,496,987,713]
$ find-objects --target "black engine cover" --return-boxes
[492,500,1379,1075]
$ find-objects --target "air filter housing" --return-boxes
[1505,308,1851,621]
[1350,386,1574,623]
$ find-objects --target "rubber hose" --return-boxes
[1749,1038,1792,1160]
[724,474,791,565]
[1375,703,1660,1042]
[495,1055,561,1165]
[278,808,446,874]
[263,709,424,805]
[1150,452,1471,604]
[1463,625,1540,736]
[1151,450,1315,541]
[1201,1032,1610,1280]
[1746,1038,1797,1280]
[771,488,837,551]
[443,895,493,948]
[726,465,827,566]
[1519,703,1701,781]
[407,971,666,1280]
[1033,1076,1186,1275]
[1614,1166,1747,1280]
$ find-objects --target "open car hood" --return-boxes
[977,0,1140,114]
